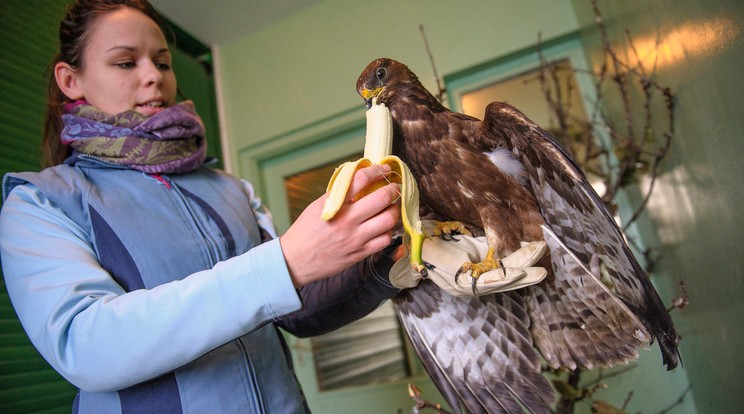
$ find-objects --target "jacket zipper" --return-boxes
[236,338,267,413]
[153,174,221,266]
[77,153,130,169]
[149,173,172,189]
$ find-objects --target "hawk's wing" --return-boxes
[394,280,554,414]
[481,101,679,369]
[392,101,678,413]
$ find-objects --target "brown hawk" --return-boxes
[356,58,679,413]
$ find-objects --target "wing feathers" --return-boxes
[482,102,677,367]
[395,281,554,413]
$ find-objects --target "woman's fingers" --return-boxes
[340,181,400,223]
[346,164,392,202]
[356,189,400,231]
[337,164,400,225]
[358,203,400,252]
[280,165,402,287]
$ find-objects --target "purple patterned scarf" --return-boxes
[61,100,207,174]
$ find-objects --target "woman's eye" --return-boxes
[157,62,171,71]
[115,61,135,69]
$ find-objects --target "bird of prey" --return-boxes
[356,58,679,413]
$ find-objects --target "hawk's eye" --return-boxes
[376,68,387,80]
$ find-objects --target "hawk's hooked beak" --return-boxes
[361,87,384,109]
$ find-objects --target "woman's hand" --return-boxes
[280,164,401,287]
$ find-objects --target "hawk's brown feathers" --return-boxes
[356,58,679,414]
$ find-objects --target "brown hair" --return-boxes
[42,0,169,168]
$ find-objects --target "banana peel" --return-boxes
[321,101,425,273]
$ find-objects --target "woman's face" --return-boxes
[66,7,177,116]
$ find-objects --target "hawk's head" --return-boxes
[356,58,429,109]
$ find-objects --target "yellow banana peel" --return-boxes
[321,101,425,273]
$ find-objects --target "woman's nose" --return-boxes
[143,62,163,86]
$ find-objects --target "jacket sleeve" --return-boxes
[0,183,302,393]
[242,178,402,337]
[277,241,401,338]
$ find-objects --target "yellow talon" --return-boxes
[432,220,472,238]
[321,101,425,273]
[455,247,505,295]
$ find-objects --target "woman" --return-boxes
[0,1,402,412]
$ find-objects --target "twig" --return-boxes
[419,24,447,103]
[657,385,692,414]
[538,0,676,261]
[583,364,639,389]
[667,280,689,312]
[621,390,634,410]
[534,3,681,412]
[407,383,454,414]
[593,0,636,147]
[622,91,675,230]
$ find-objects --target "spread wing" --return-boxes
[394,280,554,414]
[481,101,679,369]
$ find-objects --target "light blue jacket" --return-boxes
[0,158,397,413]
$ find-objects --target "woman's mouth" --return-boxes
[136,101,166,115]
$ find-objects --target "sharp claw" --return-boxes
[455,267,464,283]
[424,261,436,270]
[471,277,478,296]
[500,259,506,279]
[439,233,458,241]
[420,267,428,278]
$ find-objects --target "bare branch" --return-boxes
[407,383,454,414]
[657,385,693,414]
[667,280,689,312]
[419,25,446,103]
[535,2,681,411]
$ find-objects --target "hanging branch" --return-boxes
[657,385,693,414]
[536,0,676,235]
[667,280,689,312]
[419,24,447,103]
[536,2,684,413]
[407,384,454,414]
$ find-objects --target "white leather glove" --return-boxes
[390,220,548,296]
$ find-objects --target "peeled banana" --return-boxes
[321,101,425,273]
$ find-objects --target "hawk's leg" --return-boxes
[455,247,505,295]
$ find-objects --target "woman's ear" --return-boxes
[54,62,84,100]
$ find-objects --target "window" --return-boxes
[446,32,607,193]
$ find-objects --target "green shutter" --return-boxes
[0,0,61,178]
[1,1,78,412]
[0,1,219,412]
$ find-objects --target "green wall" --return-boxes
[215,0,581,173]
[571,1,744,413]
